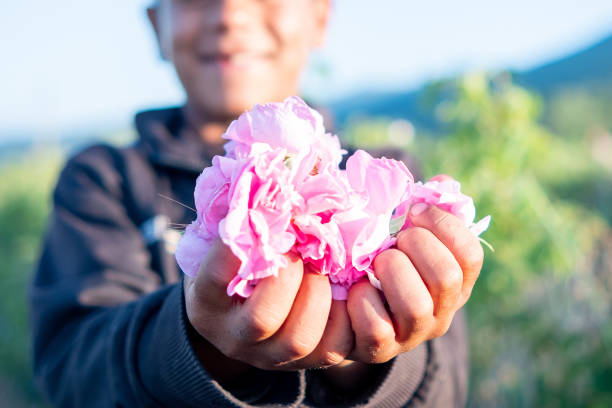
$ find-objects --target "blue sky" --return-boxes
[1,0,612,139]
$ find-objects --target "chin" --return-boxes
[189,74,294,120]
[212,91,282,119]
[219,95,258,117]
[231,80,281,105]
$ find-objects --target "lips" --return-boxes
[199,51,272,67]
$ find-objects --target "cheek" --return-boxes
[169,9,211,97]
[168,9,202,59]
[270,5,316,75]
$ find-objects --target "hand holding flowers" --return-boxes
[179,97,489,374]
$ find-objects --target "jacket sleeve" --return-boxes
[29,145,305,407]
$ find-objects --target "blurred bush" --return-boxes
[0,148,62,406]
[344,73,612,407]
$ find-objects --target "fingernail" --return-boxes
[430,174,453,182]
[410,203,429,217]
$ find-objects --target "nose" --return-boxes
[206,0,251,34]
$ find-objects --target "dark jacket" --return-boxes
[30,107,469,407]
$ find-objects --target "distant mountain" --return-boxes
[330,88,432,131]
[331,33,612,130]
[515,35,612,95]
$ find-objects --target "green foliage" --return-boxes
[0,148,62,406]
[344,73,612,407]
[544,81,612,140]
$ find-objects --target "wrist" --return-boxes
[320,360,373,390]
[185,317,252,384]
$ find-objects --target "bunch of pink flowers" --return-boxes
[175,96,490,300]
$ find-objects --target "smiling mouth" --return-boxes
[200,52,272,69]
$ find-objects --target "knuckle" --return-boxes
[363,344,394,364]
[461,286,473,303]
[409,315,430,335]
[409,298,434,332]
[321,351,346,367]
[463,241,484,273]
[413,296,435,318]
[240,310,279,341]
[363,343,386,363]
[361,327,395,363]
[363,334,386,353]
[374,248,403,265]
[373,249,405,275]
[279,337,317,362]
[438,266,463,295]
[318,334,353,367]
[398,226,427,244]
[397,227,431,252]
[431,320,453,339]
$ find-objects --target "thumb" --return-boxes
[429,174,454,182]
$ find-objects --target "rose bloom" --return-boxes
[176,96,490,300]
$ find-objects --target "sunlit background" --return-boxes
[1,1,612,406]
[2,0,612,138]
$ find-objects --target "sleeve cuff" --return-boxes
[369,341,434,406]
[138,283,306,407]
[305,342,431,407]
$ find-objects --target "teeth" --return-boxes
[229,53,263,63]
[230,53,249,63]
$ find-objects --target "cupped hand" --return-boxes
[183,239,354,378]
[347,200,484,364]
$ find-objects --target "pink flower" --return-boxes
[194,156,236,236]
[396,179,491,236]
[174,222,215,278]
[346,150,414,215]
[175,156,236,277]
[343,150,414,268]
[219,145,300,297]
[290,168,351,278]
[292,214,346,277]
[176,97,490,301]
[328,150,415,299]
[223,96,344,165]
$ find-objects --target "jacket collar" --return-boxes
[134,102,336,174]
[134,107,214,174]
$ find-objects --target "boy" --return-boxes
[31,1,481,406]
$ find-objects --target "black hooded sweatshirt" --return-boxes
[30,107,469,407]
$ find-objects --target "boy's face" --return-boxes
[149,0,330,119]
